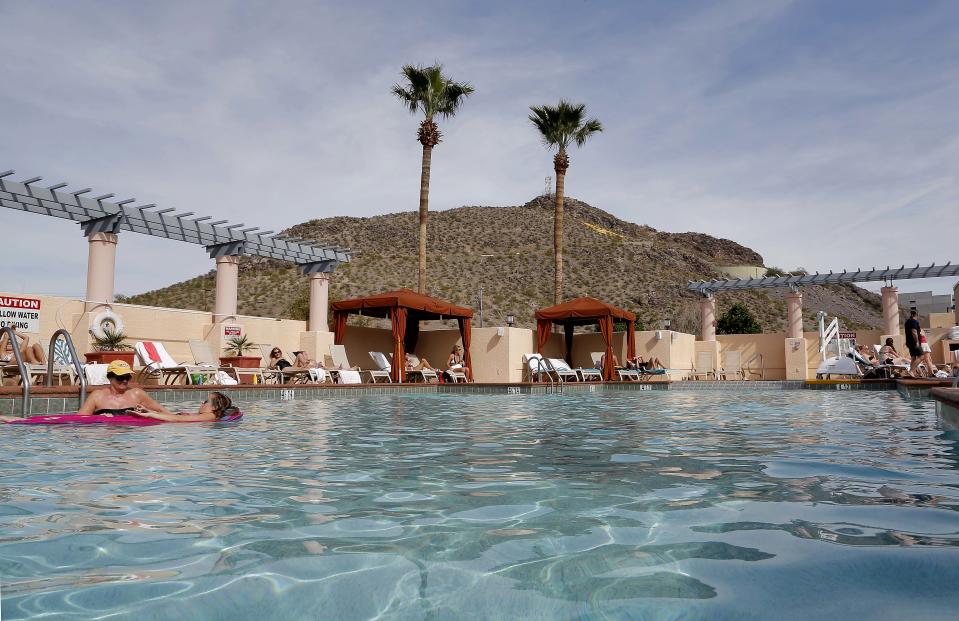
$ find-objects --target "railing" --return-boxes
[528,357,557,393]
[743,352,765,380]
[1,326,31,417]
[46,329,86,411]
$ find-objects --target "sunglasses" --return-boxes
[110,375,131,383]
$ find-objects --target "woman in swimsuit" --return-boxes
[268,347,293,371]
[133,392,239,422]
[0,326,46,365]
[446,344,470,378]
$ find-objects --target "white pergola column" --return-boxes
[213,255,239,323]
[700,295,716,341]
[881,285,900,336]
[308,272,331,331]
[785,291,803,340]
[85,232,118,312]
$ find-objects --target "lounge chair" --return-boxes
[135,341,216,385]
[523,353,557,383]
[590,352,640,381]
[719,351,744,381]
[870,345,910,378]
[689,351,716,380]
[331,344,389,383]
[368,352,397,383]
[186,340,240,385]
[445,366,468,383]
[546,358,579,382]
[257,344,315,384]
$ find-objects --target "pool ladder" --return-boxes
[0,327,85,417]
[531,357,562,394]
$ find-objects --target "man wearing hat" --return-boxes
[77,360,175,417]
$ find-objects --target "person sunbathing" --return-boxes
[854,345,880,366]
[405,352,435,372]
[878,339,911,368]
[268,347,293,370]
[625,355,664,370]
[0,325,46,365]
[447,344,470,378]
[133,391,239,422]
[292,351,323,368]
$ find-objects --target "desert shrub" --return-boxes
[716,303,762,335]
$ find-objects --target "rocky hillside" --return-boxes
[121,196,885,332]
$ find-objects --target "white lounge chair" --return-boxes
[546,358,580,382]
[445,366,468,383]
[689,351,716,381]
[719,350,744,381]
[523,353,557,383]
[368,351,397,383]
[185,340,241,385]
[135,341,215,385]
[331,344,389,383]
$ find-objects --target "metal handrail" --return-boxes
[1,326,30,417]
[528,356,555,392]
[744,352,765,380]
[46,329,87,411]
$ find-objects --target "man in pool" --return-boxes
[77,360,175,417]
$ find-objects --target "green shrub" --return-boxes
[716,303,762,335]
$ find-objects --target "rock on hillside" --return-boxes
[122,196,884,332]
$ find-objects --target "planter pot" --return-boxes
[219,356,262,368]
[84,351,136,366]
[219,355,263,385]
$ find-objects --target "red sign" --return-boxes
[0,296,42,332]
[838,331,856,339]
[223,326,241,337]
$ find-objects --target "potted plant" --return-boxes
[85,328,137,365]
[220,335,261,369]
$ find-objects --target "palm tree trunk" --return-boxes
[553,170,565,305]
[418,143,433,294]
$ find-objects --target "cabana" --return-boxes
[331,288,473,382]
[535,296,636,381]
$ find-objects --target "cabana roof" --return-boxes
[535,296,635,325]
[331,288,473,319]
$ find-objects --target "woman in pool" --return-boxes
[78,360,175,417]
[133,391,239,422]
[446,344,470,379]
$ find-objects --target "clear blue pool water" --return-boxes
[1,391,958,620]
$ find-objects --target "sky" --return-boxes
[1,0,957,300]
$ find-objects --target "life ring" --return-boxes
[90,310,124,339]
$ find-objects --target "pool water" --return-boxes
[1,391,958,620]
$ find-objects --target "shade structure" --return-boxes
[534,297,636,381]
[331,288,473,382]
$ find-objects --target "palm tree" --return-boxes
[392,64,474,294]
[529,100,602,304]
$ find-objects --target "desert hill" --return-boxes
[120,196,884,332]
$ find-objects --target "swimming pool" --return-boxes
[1,391,957,620]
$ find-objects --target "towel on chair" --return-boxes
[141,342,163,365]
[337,370,361,384]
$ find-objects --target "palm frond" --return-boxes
[393,63,473,120]
[529,100,602,151]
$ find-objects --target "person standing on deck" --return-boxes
[904,310,923,377]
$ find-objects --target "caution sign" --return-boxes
[224,325,242,337]
[0,296,41,332]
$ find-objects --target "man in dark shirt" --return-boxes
[904,310,923,373]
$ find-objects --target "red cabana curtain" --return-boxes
[457,317,473,380]
[404,316,420,355]
[626,319,636,361]
[536,319,552,355]
[564,322,574,365]
[390,307,407,382]
[333,311,348,344]
[600,316,615,380]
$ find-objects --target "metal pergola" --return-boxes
[0,170,350,270]
[687,263,959,296]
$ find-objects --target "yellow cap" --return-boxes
[106,360,134,377]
